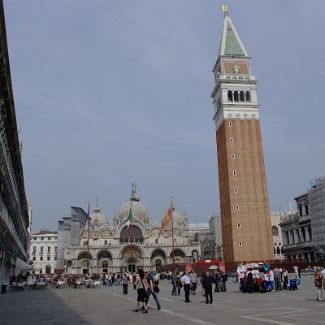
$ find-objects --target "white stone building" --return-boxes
[62,188,202,274]
[30,231,58,274]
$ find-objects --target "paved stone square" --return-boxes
[0,275,324,325]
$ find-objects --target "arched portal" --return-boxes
[121,245,142,273]
[77,252,92,274]
[170,249,185,263]
[77,252,92,260]
[97,250,113,272]
[151,249,166,270]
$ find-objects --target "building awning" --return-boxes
[15,257,33,274]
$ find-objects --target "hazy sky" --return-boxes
[4,0,325,232]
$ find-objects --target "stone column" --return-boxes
[305,226,311,242]
[293,229,299,243]
[289,230,294,244]
[283,231,287,245]
[298,228,304,242]
[307,252,311,263]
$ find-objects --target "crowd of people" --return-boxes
[131,269,229,312]
[9,263,325,311]
[236,261,302,293]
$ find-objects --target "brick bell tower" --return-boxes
[211,6,274,267]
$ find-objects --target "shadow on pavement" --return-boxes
[0,287,88,325]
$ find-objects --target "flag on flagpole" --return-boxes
[157,206,173,239]
[126,204,133,228]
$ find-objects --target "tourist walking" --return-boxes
[214,271,220,292]
[282,268,288,290]
[189,271,198,295]
[145,273,161,310]
[122,274,128,295]
[171,271,177,295]
[132,269,148,313]
[273,266,282,291]
[202,272,215,304]
[176,272,182,295]
[181,271,191,303]
[314,267,323,301]
[220,271,228,292]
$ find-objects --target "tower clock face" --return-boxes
[233,65,240,74]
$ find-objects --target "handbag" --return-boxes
[154,285,160,293]
[315,277,322,288]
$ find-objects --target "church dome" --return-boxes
[163,209,187,228]
[117,185,149,225]
[91,206,108,226]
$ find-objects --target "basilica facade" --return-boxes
[61,188,201,274]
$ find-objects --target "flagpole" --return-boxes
[130,200,133,259]
[87,202,90,275]
[171,202,175,266]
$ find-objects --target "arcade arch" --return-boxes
[120,245,143,273]
[170,249,186,263]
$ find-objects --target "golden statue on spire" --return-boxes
[223,4,228,14]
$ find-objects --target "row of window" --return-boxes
[214,90,251,113]
[227,90,251,102]
[298,204,309,217]
[284,227,312,244]
[31,246,57,254]
[32,256,57,261]
[32,237,57,241]
[83,240,110,246]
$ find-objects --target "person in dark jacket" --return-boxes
[220,271,228,292]
[214,271,220,292]
[202,272,215,304]
[246,269,254,293]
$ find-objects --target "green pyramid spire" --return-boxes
[224,22,245,56]
[219,13,248,57]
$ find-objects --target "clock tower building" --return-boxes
[211,9,274,267]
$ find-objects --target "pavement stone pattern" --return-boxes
[0,275,324,325]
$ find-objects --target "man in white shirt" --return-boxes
[237,262,247,292]
[181,271,191,303]
[189,271,198,295]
